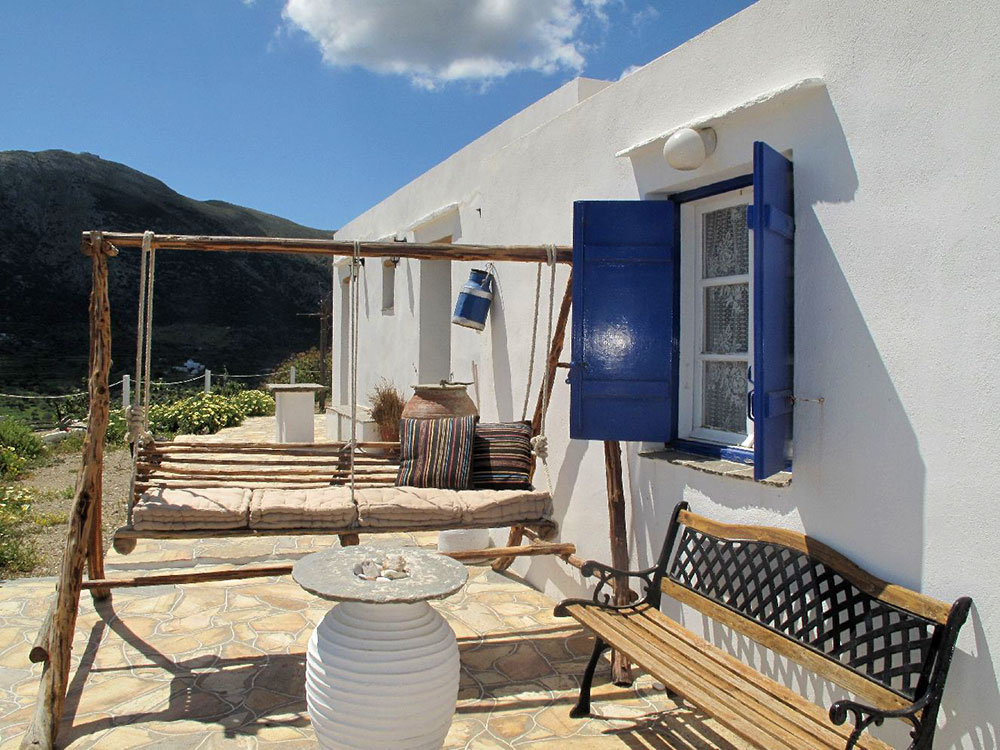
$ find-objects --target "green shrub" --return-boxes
[273,348,323,384]
[213,379,247,397]
[148,401,180,435]
[151,393,246,436]
[0,417,44,462]
[231,389,275,417]
[106,408,128,445]
[0,485,38,572]
[0,446,26,480]
[0,418,43,478]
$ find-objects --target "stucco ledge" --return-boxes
[638,448,792,488]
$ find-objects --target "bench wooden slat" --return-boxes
[661,579,909,712]
[618,606,893,750]
[566,604,809,750]
[677,509,951,624]
[566,603,893,750]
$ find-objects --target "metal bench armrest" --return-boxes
[554,560,661,616]
[829,695,927,750]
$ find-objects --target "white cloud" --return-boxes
[618,63,642,80]
[631,5,659,28]
[282,0,604,90]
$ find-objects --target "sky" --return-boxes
[1,0,755,230]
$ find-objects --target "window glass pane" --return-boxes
[703,205,749,278]
[704,283,749,354]
[703,360,747,434]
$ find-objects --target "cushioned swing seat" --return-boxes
[130,484,552,534]
[132,487,252,531]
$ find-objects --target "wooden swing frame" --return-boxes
[19,230,635,750]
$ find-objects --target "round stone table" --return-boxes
[292,546,468,750]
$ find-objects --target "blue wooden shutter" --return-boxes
[750,141,794,480]
[570,200,678,441]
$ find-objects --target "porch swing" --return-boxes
[106,232,573,567]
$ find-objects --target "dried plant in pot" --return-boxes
[368,378,406,442]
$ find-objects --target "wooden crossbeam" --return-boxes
[72,541,576,595]
[93,232,572,265]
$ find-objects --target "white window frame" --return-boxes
[677,187,755,448]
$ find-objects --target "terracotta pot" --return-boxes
[401,384,478,420]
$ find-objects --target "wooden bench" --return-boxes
[555,502,971,750]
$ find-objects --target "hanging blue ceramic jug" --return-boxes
[452,268,494,331]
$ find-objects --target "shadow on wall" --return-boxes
[619,87,995,747]
[487,268,515,421]
[947,606,999,749]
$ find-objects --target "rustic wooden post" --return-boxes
[493,273,573,573]
[603,440,633,685]
[20,231,114,750]
[85,233,111,604]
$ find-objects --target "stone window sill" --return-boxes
[638,448,792,488]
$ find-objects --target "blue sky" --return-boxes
[1,1,754,230]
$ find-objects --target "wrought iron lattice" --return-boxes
[667,527,940,700]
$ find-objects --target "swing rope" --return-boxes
[529,244,557,493]
[126,230,156,526]
[520,262,543,422]
[349,241,362,503]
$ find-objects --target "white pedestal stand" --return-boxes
[293,546,469,750]
[267,383,327,443]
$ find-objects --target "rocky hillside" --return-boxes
[0,150,334,390]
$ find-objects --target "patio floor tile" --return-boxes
[0,532,749,749]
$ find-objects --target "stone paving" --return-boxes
[186,414,332,444]
[1,416,748,748]
[0,531,747,749]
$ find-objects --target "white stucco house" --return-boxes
[332,0,1000,746]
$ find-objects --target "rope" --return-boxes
[127,231,151,444]
[0,380,123,399]
[142,235,157,432]
[127,230,155,527]
[349,241,362,503]
[530,244,558,494]
[521,262,543,421]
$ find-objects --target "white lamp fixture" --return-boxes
[663,127,717,170]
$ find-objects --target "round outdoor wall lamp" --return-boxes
[663,127,717,170]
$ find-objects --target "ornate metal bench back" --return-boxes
[665,522,940,701]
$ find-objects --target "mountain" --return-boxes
[0,150,335,391]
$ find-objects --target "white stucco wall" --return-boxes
[334,1,1000,745]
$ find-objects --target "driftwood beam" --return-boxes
[92,232,572,265]
[494,273,573,574]
[28,601,55,664]
[21,232,113,750]
[79,541,576,590]
[531,272,573,439]
[603,440,633,686]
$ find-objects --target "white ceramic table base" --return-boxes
[306,600,460,750]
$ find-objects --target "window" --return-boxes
[678,188,754,449]
[570,141,793,481]
[381,259,396,314]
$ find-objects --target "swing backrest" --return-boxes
[133,440,401,503]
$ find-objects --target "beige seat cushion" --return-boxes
[249,487,358,530]
[456,488,552,526]
[132,487,251,531]
[356,487,551,530]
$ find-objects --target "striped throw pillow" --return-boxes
[471,422,534,490]
[395,416,477,490]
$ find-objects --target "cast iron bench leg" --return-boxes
[570,636,609,718]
